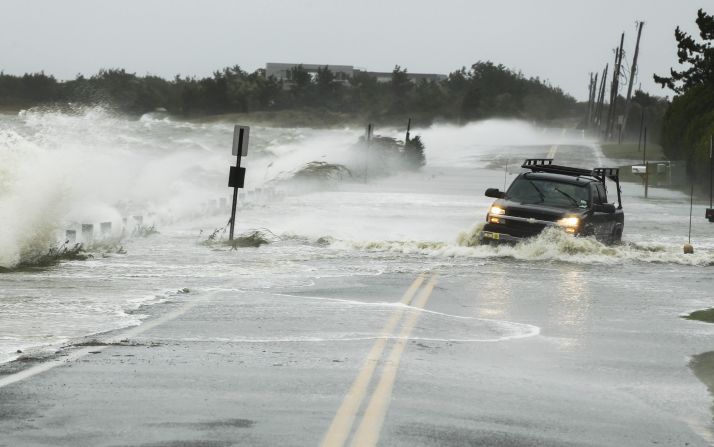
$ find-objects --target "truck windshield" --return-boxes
[506,177,589,208]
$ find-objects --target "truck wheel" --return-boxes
[612,228,623,244]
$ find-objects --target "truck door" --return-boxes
[591,183,614,240]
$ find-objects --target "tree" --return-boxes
[315,66,343,108]
[315,66,335,92]
[287,64,312,105]
[414,79,447,115]
[349,71,382,115]
[654,8,714,94]
[391,65,411,99]
[660,84,714,168]
[389,65,412,113]
[655,8,714,186]
[0,61,577,123]
[289,65,311,90]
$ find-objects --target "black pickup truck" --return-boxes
[479,159,624,245]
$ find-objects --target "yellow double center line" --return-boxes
[320,274,438,447]
[546,128,567,159]
[546,144,558,159]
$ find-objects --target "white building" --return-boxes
[265,63,447,86]
[265,63,353,84]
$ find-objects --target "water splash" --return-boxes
[327,226,714,267]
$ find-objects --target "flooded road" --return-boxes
[1,109,713,445]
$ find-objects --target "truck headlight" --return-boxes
[557,217,580,228]
[490,206,505,216]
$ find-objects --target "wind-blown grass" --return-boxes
[0,241,88,272]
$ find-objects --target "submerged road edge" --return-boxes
[0,292,208,389]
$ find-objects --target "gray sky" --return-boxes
[0,0,709,99]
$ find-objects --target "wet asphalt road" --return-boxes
[1,263,712,447]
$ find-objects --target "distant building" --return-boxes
[357,70,447,84]
[265,63,354,86]
[264,63,447,86]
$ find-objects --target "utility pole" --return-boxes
[595,64,608,130]
[637,108,645,152]
[642,127,650,199]
[405,118,411,144]
[606,33,625,140]
[605,43,619,138]
[587,73,595,126]
[587,73,598,127]
[365,123,372,183]
[588,72,599,127]
[622,21,645,141]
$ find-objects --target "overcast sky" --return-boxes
[0,0,709,100]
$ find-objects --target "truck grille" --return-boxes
[502,220,546,237]
[506,209,560,222]
[484,221,545,238]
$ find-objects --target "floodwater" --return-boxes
[1,107,713,443]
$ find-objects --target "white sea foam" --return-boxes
[0,107,230,268]
[327,225,714,267]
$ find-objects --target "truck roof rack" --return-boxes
[522,158,594,178]
[592,167,620,183]
[522,159,619,182]
[521,159,622,209]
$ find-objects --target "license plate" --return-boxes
[484,232,500,240]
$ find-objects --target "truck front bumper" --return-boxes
[478,230,524,244]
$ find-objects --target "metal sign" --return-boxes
[232,125,250,156]
[228,166,246,188]
[228,124,250,241]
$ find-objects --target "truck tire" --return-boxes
[612,227,623,244]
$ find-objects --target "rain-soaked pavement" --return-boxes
[1,266,712,446]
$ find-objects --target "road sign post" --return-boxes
[643,127,648,199]
[365,123,372,183]
[228,125,249,240]
[706,134,713,222]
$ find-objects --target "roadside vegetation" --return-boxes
[600,142,665,161]
[684,308,714,324]
[654,8,714,190]
[0,62,577,124]
[0,242,87,272]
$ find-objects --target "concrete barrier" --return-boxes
[100,222,112,237]
[81,224,94,244]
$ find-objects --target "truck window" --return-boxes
[507,177,589,209]
[591,184,602,205]
[595,183,607,204]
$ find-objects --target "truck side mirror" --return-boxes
[485,188,505,199]
[594,203,616,213]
